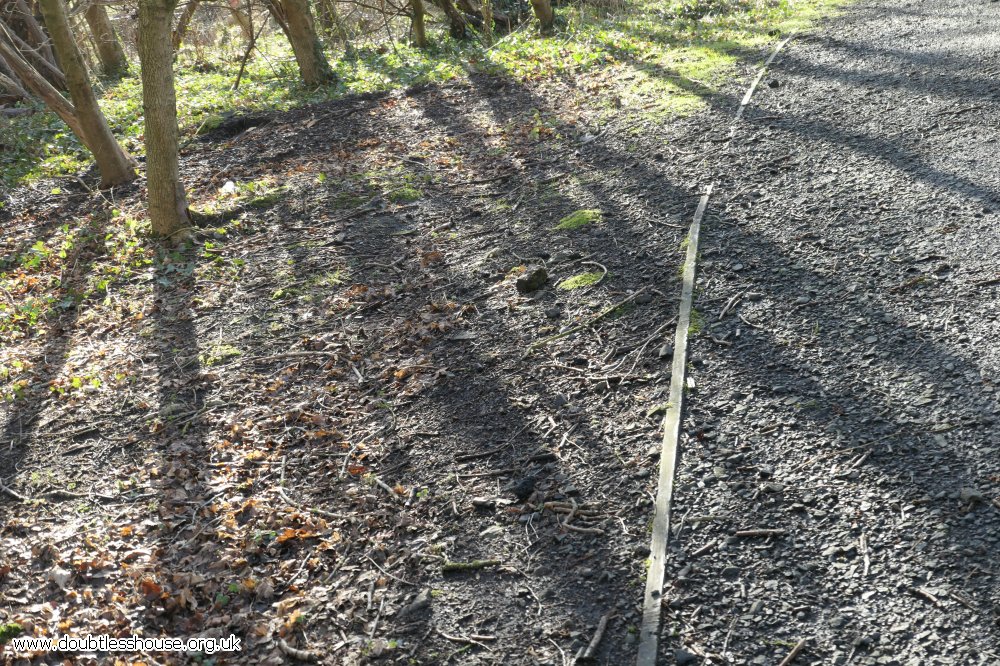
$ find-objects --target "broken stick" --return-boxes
[575,612,614,663]
[777,638,809,666]
[442,559,501,573]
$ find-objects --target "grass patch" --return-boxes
[558,271,604,290]
[555,209,602,231]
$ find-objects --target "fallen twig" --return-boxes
[562,524,605,535]
[949,589,977,611]
[734,528,787,538]
[575,612,614,663]
[690,540,718,558]
[910,586,940,606]
[0,479,28,502]
[580,261,608,288]
[442,559,500,573]
[373,475,402,500]
[718,292,742,320]
[859,533,871,577]
[438,630,494,652]
[777,638,809,666]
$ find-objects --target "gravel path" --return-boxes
[661,0,1000,664]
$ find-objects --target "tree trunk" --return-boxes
[38,0,136,187]
[0,56,30,100]
[4,0,58,66]
[431,0,466,39]
[266,0,335,86]
[84,1,129,77]
[410,0,427,48]
[137,0,190,238]
[171,0,200,50]
[528,0,553,33]
[227,0,253,39]
[1,16,68,88]
[0,69,31,101]
[480,0,493,45]
[0,34,86,138]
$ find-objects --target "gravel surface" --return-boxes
[661,0,1000,664]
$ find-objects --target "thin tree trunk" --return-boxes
[171,0,200,50]
[233,12,266,90]
[432,0,466,39]
[0,19,68,88]
[137,0,190,238]
[38,0,136,187]
[0,56,30,100]
[84,1,129,77]
[5,0,58,66]
[0,69,30,100]
[528,0,553,33]
[410,0,426,48]
[0,34,85,137]
[480,0,492,45]
[228,0,253,39]
[266,0,334,86]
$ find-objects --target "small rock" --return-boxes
[674,648,699,665]
[829,614,850,629]
[959,487,985,503]
[551,250,582,263]
[516,266,548,294]
[471,497,496,510]
[506,476,536,502]
[396,589,432,620]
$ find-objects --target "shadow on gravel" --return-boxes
[685,198,1000,661]
[661,25,1000,659]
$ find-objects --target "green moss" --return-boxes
[197,114,225,135]
[688,309,706,336]
[0,623,22,644]
[558,271,604,290]
[247,189,285,208]
[555,209,602,231]
[200,343,242,366]
[388,184,422,203]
